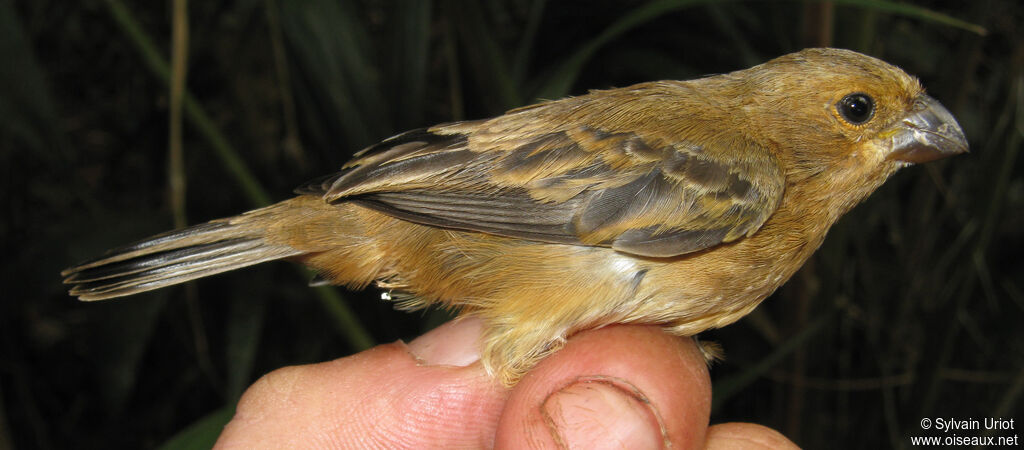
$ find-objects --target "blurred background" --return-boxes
[1,0,1021,448]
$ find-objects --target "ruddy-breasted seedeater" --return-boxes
[63,48,967,385]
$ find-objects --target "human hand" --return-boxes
[216,319,796,449]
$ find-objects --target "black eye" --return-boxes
[836,93,875,124]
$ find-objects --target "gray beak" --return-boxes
[886,94,969,164]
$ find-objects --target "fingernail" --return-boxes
[542,377,667,449]
[407,317,482,366]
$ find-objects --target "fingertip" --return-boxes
[496,325,711,449]
[705,423,799,449]
[407,316,484,366]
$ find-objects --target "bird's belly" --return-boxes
[302,204,803,336]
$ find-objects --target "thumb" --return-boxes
[495,326,711,449]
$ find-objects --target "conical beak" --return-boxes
[886,94,968,164]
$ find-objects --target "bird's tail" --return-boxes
[62,202,306,301]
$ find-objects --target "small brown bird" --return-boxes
[63,48,967,385]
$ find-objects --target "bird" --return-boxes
[62,48,968,386]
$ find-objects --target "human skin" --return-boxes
[215,319,798,449]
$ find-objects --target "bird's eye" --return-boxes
[836,93,875,125]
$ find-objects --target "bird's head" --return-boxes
[736,48,968,186]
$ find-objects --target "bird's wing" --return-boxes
[297,103,785,258]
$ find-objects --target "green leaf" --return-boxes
[535,0,722,101]
[0,0,59,152]
[830,0,987,36]
[387,0,433,128]
[446,0,521,110]
[157,406,235,450]
[279,0,391,146]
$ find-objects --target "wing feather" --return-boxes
[302,83,785,257]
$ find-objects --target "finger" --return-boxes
[705,423,799,449]
[495,325,711,449]
[215,318,509,449]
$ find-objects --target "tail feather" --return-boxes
[63,218,303,301]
